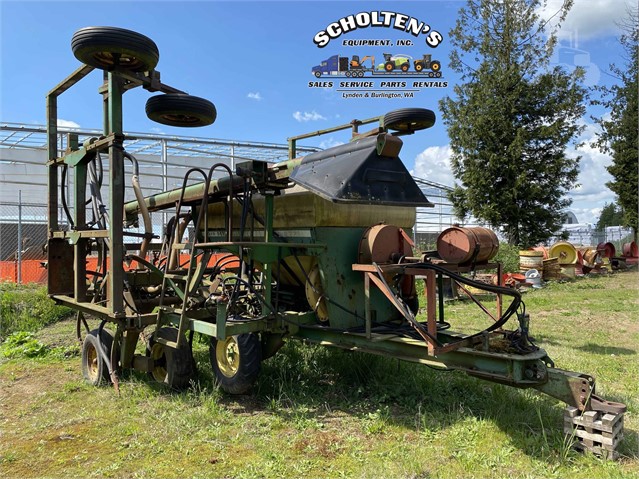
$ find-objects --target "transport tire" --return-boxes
[314,71,322,78]
[210,333,261,394]
[384,108,436,132]
[147,327,195,390]
[346,71,352,77]
[145,94,217,127]
[82,328,114,386]
[71,26,159,72]
[431,61,441,72]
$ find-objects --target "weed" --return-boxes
[1,331,48,358]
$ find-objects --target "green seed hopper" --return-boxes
[46,26,625,456]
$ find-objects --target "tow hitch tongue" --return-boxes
[535,368,626,414]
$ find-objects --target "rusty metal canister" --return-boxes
[622,241,638,258]
[436,226,499,264]
[597,242,616,258]
[579,247,601,269]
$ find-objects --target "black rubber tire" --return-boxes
[401,63,409,72]
[81,328,114,386]
[415,63,423,72]
[147,327,195,390]
[384,108,436,132]
[357,71,365,78]
[314,71,322,78]
[145,94,217,127]
[71,26,159,72]
[431,61,441,72]
[346,71,352,77]
[384,62,394,72]
[210,333,261,395]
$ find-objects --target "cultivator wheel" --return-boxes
[147,327,195,390]
[71,26,159,72]
[384,108,436,133]
[210,333,261,395]
[145,94,217,127]
[81,328,115,386]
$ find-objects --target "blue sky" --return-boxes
[0,0,632,223]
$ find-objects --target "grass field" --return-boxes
[1,271,638,478]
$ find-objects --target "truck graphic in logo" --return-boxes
[313,53,443,78]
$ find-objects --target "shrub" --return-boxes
[494,242,520,273]
[0,282,72,341]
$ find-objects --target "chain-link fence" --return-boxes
[550,225,635,252]
[0,200,49,283]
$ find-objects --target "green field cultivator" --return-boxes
[47,27,626,458]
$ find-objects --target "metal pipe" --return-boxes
[122,151,152,264]
[124,157,303,217]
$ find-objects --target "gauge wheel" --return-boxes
[145,94,217,127]
[147,327,195,389]
[384,61,394,72]
[314,71,322,78]
[384,108,436,132]
[401,63,409,72]
[71,26,159,72]
[431,61,441,72]
[415,63,423,72]
[81,328,115,386]
[210,333,261,394]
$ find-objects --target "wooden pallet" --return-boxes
[564,407,624,459]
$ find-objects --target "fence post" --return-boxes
[17,190,22,284]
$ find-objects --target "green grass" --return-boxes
[0,272,638,478]
[0,282,72,340]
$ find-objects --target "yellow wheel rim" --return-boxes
[86,342,99,382]
[432,63,440,71]
[216,336,240,378]
[150,342,167,382]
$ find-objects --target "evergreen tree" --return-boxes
[593,8,638,235]
[440,0,586,247]
[596,202,624,230]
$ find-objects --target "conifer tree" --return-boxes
[440,0,586,247]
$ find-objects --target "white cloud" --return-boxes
[319,137,344,149]
[411,134,616,225]
[566,122,615,222]
[293,110,326,122]
[247,92,262,101]
[412,144,456,187]
[537,0,628,41]
[57,119,80,128]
